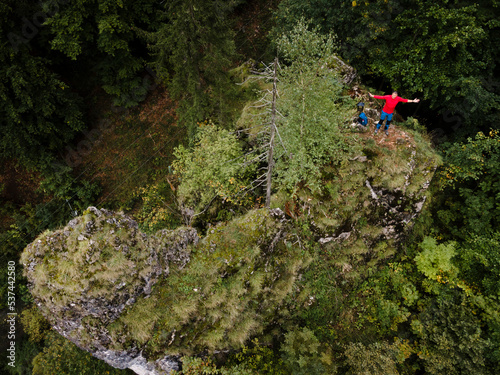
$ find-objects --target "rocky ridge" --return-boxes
[21,207,199,374]
[21,207,307,374]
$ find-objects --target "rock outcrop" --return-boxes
[21,207,198,374]
[21,208,308,375]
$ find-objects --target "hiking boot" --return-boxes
[385,130,389,136]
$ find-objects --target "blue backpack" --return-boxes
[358,112,368,126]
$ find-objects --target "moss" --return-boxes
[119,296,160,345]
[107,320,129,350]
[22,206,311,361]
[131,209,310,357]
[23,209,152,308]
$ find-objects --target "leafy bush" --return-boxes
[400,117,427,134]
[227,338,287,375]
[20,305,51,343]
[415,237,457,281]
[135,181,181,233]
[411,293,492,375]
[172,125,256,222]
[353,263,419,336]
[436,130,500,240]
[281,327,330,375]
[4,339,40,375]
[456,232,500,296]
[175,356,255,375]
[344,341,399,375]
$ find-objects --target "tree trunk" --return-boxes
[265,57,278,208]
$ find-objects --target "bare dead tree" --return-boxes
[265,57,279,207]
[236,57,286,208]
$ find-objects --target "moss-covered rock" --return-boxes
[272,115,441,281]
[142,208,311,357]
[21,207,198,374]
[21,207,309,374]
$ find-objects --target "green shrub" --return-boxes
[20,306,51,343]
[281,327,331,375]
[175,356,256,375]
[344,341,399,375]
[415,237,457,281]
[4,339,40,375]
[227,338,287,375]
[134,181,181,233]
[172,125,256,223]
[411,293,492,375]
[400,117,427,134]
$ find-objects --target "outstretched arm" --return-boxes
[406,98,420,103]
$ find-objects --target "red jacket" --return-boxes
[373,95,408,114]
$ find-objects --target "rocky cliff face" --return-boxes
[21,207,198,374]
[21,207,307,374]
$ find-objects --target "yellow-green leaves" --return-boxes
[415,236,457,281]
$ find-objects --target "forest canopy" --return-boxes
[1,1,500,374]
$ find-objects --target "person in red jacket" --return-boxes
[369,91,420,135]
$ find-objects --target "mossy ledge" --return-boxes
[21,207,310,374]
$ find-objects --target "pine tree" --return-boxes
[0,0,84,168]
[43,0,159,107]
[273,21,355,193]
[147,0,241,138]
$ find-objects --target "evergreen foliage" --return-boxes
[146,0,242,136]
[412,292,492,375]
[274,0,500,130]
[433,129,500,309]
[20,305,51,344]
[457,233,500,297]
[43,0,159,107]
[274,21,355,192]
[437,129,500,239]
[0,47,84,167]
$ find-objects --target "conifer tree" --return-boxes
[147,0,242,138]
[237,22,355,204]
[43,0,159,107]
[273,21,354,192]
[237,57,282,208]
[0,1,84,168]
